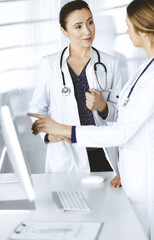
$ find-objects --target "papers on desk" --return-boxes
[9,221,103,240]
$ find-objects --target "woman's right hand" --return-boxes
[27,113,72,139]
[85,89,107,113]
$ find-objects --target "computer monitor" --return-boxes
[0,105,36,210]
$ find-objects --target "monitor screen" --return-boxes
[0,105,36,203]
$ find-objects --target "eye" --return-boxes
[88,20,93,25]
[75,25,81,29]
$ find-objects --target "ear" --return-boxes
[60,27,69,37]
[138,31,146,38]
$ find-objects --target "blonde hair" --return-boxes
[127,0,154,45]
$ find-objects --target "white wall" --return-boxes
[0,0,147,173]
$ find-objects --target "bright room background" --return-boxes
[0,0,147,173]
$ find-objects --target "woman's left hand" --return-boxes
[110,174,121,188]
[48,135,72,144]
[85,89,107,113]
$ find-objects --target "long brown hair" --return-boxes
[127,0,154,44]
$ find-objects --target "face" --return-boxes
[61,8,95,48]
[126,14,144,47]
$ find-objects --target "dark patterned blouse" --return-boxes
[67,59,95,127]
[67,60,113,172]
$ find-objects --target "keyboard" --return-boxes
[52,191,91,213]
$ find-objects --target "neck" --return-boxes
[69,44,90,59]
[146,47,154,59]
[143,38,154,59]
[148,49,154,59]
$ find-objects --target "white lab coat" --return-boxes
[30,46,121,173]
[76,57,154,237]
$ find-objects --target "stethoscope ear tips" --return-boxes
[61,86,71,96]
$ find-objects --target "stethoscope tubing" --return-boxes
[128,58,154,99]
[60,46,110,96]
[123,57,154,106]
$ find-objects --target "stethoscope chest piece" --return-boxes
[123,97,130,106]
[61,86,71,96]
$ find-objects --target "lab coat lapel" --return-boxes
[86,47,98,89]
[61,46,81,125]
[118,58,150,108]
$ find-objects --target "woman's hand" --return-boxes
[48,134,71,144]
[48,135,64,143]
[110,174,121,188]
[27,113,72,139]
[85,89,107,113]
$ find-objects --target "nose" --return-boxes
[126,28,128,34]
[83,24,91,35]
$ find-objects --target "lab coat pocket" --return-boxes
[119,148,148,203]
[45,141,71,172]
[50,141,66,153]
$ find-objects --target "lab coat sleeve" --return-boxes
[105,59,122,122]
[29,58,50,115]
[29,58,50,141]
[76,71,154,148]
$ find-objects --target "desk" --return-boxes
[0,172,147,240]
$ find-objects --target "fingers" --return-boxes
[63,137,72,144]
[85,89,100,99]
[110,174,121,188]
[89,89,100,95]
[85,90,97,110]
[48,135,63,143]
[27,112,46,119]
[31,119,47,135]
[28,113,51,135]
[85,89,103,110]
[116,180,121,188]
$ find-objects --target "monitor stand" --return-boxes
[0,199,35,210]
[0,147,19,183]
[0,146,7,171]
[0,147,35,210]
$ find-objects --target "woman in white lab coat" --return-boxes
[29,1,121,175]
[29,0,154,238]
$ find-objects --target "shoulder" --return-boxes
[99,50,118,65]
[42,51,61,63]
[91,47,118,67]
[39,51,62,71]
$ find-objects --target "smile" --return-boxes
[83,37,92,41]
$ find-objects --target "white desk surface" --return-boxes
[0,172,147,240]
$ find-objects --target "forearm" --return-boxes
[97,101,108,114]
[56,124,72,139]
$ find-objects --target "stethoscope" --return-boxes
[60,46,111,96]
[123,57,154,106]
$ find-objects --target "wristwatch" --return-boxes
[44,134,50,144]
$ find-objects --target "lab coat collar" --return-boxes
[61,44,97,90]
[61,44,96,66]
[118,57,154,106]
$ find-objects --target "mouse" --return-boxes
[81,175,105,184]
